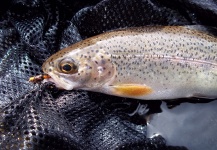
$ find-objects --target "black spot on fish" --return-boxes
[101,60,106,64]
[49,61,54,66]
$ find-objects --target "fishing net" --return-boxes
[0,0,217,149]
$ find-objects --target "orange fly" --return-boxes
[29,74,51,84]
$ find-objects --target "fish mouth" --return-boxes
[42,77,64,89]
[42,71,75,90]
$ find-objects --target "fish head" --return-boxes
[42,47,116,90]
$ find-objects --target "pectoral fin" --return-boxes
[110,84,153,97]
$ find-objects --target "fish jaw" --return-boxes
[42,70,79,90]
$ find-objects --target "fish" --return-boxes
[38,26,217,100]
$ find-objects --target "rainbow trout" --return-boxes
[36,26,217,100]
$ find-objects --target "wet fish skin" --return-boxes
[42,26,217,100]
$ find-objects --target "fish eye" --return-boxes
[62,63,72,71]
[59,59,78,74]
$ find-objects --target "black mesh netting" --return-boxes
[0,0,217,149]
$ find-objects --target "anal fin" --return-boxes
[110,84,153,97]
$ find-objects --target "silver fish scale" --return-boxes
[94,26,217,98]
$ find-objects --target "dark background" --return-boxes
[0,0,217,149]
